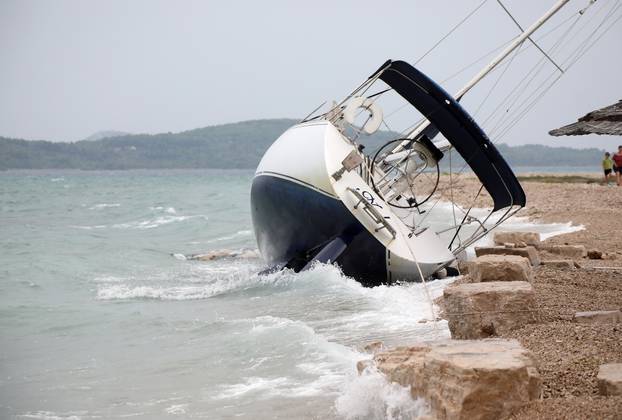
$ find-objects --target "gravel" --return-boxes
[437,175,622,418]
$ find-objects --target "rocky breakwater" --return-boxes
[355,239,545,419]
[357,225,622,418]
[362,339,541,420]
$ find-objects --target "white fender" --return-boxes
[343,96,383,135]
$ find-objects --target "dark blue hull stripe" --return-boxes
[251,174,388,286]
[254,171,337,198]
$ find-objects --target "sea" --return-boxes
[0,169,587,420]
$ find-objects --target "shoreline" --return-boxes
[436,173,622,418]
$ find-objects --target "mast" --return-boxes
[405,0,570,142]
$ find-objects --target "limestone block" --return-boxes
[469,254,533,282]
[474,246,540,266]
[189,250,235,261]
[597,363,622,396]
[494,231,540,247]
[188,249,259,261]
[540,259,575,269]
[587,249,603,259]
[539,244,587,259]
[370,339,541,420]
[363,341,386,354]
[443,281,537,339]
[573,310,622,324]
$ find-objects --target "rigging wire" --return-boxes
[561,0,622,68]
[431,0,618,206]
[382,0,493,123]
[482,7,585,135]
[385,1,588,130]
[406,0,610,234]
[414,0,489,65]
[494,11,622,141]
[448,149,460,248]
[441,9,590,85]
[491,0,622,141]
[362,0,618,254]
[386,4,584,239]
[472,41,524,118]
[496,0,565,73]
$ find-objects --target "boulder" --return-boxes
[443,281,537,339]
[457,259,470,274]
[188,249,259,261]
[474,246,540,266]
[189,249,235,261]
[573,310,622,324]
[493,231,541,247]
[587,249,603,260]
[539,245,587,259]
[597,363,622,396]
[540,259,575,269]
[369,339,541,420]
[362,341,386,354]
[469,255,533,282]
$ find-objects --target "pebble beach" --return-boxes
[442,173,622,419]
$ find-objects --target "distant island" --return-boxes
[0,119,604,170]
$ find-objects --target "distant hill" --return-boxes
[0,119,605,170]
[82,130,132,141]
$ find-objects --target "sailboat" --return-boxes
[249,0,610,286]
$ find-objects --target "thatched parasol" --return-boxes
[549,100,622,136]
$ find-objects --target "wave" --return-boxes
[164,404,188,415]
[335,366,430,420]
[88,203,120,210]
[17,411,85,420]
[95,261,264,300]
[112,215,207,229]
[149,206,177,214]
[70,224,108,230]
[213,315,363,400]
[92,275,128,283]
[205,230,253,243]
[213,376,291,400]
[72,214,208,230]
[97,282,241,301]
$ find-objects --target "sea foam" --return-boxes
[335,367,430,420]
[73,214,208,230]
[88,203,121,210]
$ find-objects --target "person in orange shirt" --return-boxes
[613,145,622,186]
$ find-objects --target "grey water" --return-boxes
[0,169,580,420]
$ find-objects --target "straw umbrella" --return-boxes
[549,100,622,136]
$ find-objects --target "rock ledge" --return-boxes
[369,339,541,420]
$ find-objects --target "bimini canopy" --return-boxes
[375,60,526,211]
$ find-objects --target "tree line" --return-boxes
[0,119,604,170]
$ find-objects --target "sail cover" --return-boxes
[375,60,525,211]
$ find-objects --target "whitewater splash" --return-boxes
[72,214,208,230]
[335,366,430,420]
[149,206,177,214]
[88,203,121,210]
[90,208,583,419]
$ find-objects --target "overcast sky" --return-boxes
[1,0,620,149]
